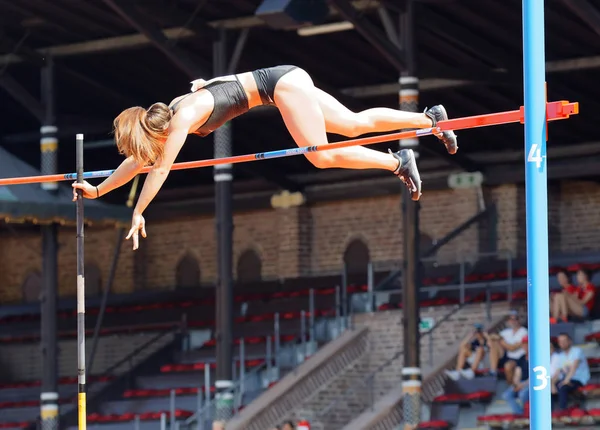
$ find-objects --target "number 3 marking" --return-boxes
[532,366,549,391]
[527,143,543,168]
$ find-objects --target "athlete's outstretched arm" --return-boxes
[126,127,189,250]
[71,155,143,201]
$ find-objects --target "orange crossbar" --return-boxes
[0,100,578,187]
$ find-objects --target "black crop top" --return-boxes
[170,77,249,137]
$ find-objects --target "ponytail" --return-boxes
[113,103,172,166]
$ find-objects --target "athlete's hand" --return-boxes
[72,181,99,201]
[190,78,207,92]
[126,212,147,251]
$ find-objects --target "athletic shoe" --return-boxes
[424,105,458,154]
[445,370,460,381]
[389,148,421,201]
[460,368,475,380]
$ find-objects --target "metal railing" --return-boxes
[59,248,515,429]
[310,250,515,429]
[170,250,514,430]
[179,330,314,430]
[314,286,507,428]
[30,320,185,430]
[175,278,360,430]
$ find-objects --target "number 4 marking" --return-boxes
[528,143,544,168]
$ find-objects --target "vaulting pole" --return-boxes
[75,133,87,430]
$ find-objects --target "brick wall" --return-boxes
[2,180,600,302]
[0,332,175,382]
[560,180,600,253]
[288,302,511,430]
[0,227,135,303]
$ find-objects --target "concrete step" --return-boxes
[0,403,75,423]
[100,396,198,416]
[136,373,207,390]
[0,380,108,402]
[68,419,188,430]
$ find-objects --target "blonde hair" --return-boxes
[113,102,172,166]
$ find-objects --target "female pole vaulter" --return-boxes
[73,65,458,250]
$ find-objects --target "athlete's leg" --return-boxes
[314,87,431,136]
[273,68,421,199]
[315,87,458,154]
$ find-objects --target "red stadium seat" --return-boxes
[585,332,600,342]
[0,422,32,429]
[494,270,509,279]
[464,274,481,282]
[433,393,464,403]
[417,420,450,429]
[316,288,335,295]
[579,383,600,397]
[465,391,493,402]
[490,293,507,301]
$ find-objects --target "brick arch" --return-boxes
[343,238,370,275]
[236,248,263,283]
[84,262,103,296]
[175,251,201,289]
[21,270,41,303]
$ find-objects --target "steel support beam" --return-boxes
[139,0,217,40]
[0,31,139,106]
[328,0,406,71]
[40,53,59,430]
[2,120,108,144]
[396,2,421,428]
[561,0,600,38]
[0,74,45,121]
[227,28,250,74]
[342,55,600,97]
[11,0,119,37]
[213,26,235,422]
[377,6,400,47]
[102,0,207,78]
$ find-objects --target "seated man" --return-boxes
[552,269,596,321]
[554,333,590,410]
[445,323,488,380]
[488,310,528,383]
[550,338,561,395]
[501,335,529,415]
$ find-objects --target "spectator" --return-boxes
[445,323,488,380]
[212,420,226,430]
[501,335,529,415]
[281,421,295,430]
[488,310,527,382]
[554,333,590,410]
[552,269,596,321]
[551,269,576,323]
[550,338,561,395]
